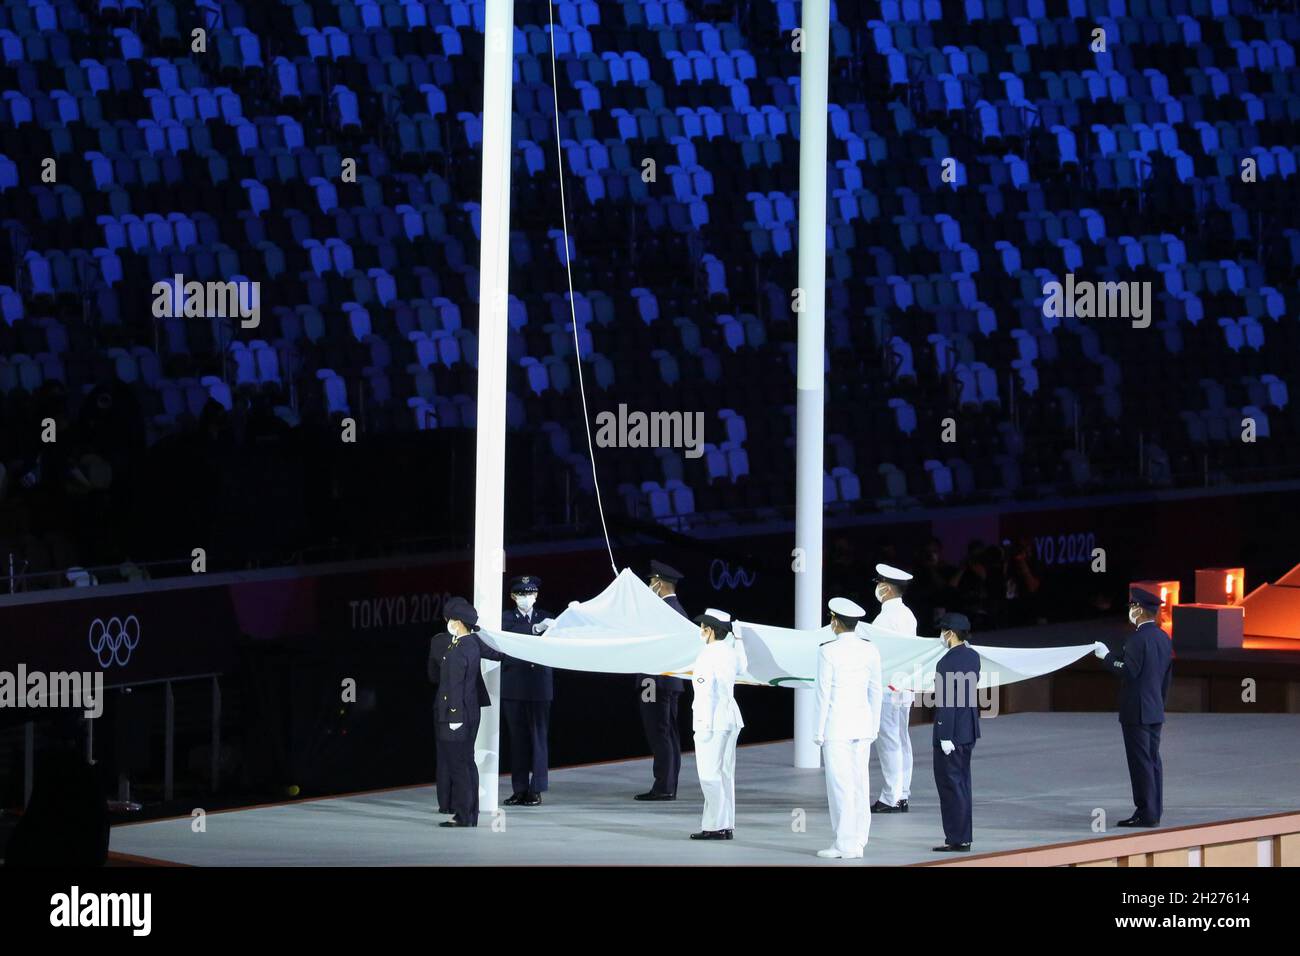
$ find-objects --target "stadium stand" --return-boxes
[0,0,1296,584]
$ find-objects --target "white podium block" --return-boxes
[1173,603,1244,651]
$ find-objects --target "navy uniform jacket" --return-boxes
[932,642,981,746]
[499,606,554,701]
[1103,620,1173,725]
[428,631,503,722]
[640,593,687,695]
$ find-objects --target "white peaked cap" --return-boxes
[828,597,867,619]
[875,563,914,583]
[702,608,732,622]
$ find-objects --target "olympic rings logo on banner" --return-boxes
[88,615,141,668]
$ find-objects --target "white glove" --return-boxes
[449,722,463,731]
[940,739,955,756]
[533,618,556,635]
[813,736,825,747]
[1093,641,1110,660]
[697,731,714,744]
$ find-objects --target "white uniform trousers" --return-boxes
[876,697,913,805]
[823,739,872,854]
[695,728,738,832]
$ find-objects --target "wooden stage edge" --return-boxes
[922,810,1300,867]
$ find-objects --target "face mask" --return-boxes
[875,585,889,604]
[1128,606,1142,625]
[514,594,536,614]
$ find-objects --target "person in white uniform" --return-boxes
[870,563,919,814]
[688,608,746,841]
[813,597,883,859]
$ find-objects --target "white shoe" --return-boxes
[842,850,864,859]
[816,848,844,859]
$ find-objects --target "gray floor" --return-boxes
[111,713,1300,866]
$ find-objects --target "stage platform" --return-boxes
[109,712,1300,866]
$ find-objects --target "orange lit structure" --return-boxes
[1195,567,1245,606]
[1239,561,1300,648]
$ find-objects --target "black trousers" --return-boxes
[1121,721,1163,824]
[932,742,974,845]
[436,739,451,813]
[503,698,551,794]
[638,692,681,795]
[437,717,480,826]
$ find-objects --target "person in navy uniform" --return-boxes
[1092,587,1174,827]
[499,575,554,807]
[634,560,689,801]
[931,612,981,852]
[428,596,502,828]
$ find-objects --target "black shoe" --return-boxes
[721,829,734,840]
[897,799,909,813]
[689,830,728,840]
[871,800,900,814]
[521,792,542,806]
[437,808,451,815]
[932,843,971,852]
[439,820,468,828]
[1117,816,1157,828]
[503,792,526,806]
[635,791,676,801]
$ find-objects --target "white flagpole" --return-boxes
[473,0,515,814]
[793,0,830,769]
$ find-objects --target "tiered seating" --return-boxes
[0,0,1297,571]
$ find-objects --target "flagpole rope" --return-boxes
[545,0,618,578]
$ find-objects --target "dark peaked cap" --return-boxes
[649,560,684,582]
[443,596,479,629]
[938,611,971,633]
[1130,587,1162,612]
